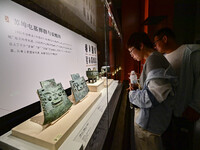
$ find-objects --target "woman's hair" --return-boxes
[127,32,153,50]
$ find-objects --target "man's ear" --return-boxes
[140,43,144,50]
[162,35,168,43]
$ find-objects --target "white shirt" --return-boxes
[165,45,186,76]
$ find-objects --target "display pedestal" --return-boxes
[11,92,101,150]
[104,79,113,87]
[87,79,104,92]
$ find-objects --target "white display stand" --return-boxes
[87,79,104,92]
[0,81,119,150]
[11,92,101,150]
[104,79,114,87]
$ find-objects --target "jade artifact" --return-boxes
[37,82,72,125]
[70,75,89,102]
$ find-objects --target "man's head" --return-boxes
[127,32,153,61]
[153,27,176,54]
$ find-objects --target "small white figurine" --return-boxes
[129,70,138,84]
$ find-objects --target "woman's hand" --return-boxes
[127,83,139,91]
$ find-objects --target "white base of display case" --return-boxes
[11,92,101,150]
[87,79,104,92]
[104,79,113,87]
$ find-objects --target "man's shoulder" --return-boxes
[185,44,200,52]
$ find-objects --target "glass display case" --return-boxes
[0,0,123,149]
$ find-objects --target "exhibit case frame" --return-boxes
[0,0,123,149]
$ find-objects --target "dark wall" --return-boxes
[174,0,200,44]
[148,0,200,44]
[121,0,144,80]
[148,0,174,39]
[194,0,200,43]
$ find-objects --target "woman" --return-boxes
[127,32,177,150]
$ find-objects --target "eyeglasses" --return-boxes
[128,47,135,53]
[153,36,163,46]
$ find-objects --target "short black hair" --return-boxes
[154,27,176,39]
[127,32,153,50]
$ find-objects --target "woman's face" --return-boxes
[128,47,143,61]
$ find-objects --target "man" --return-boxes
[127,32,177,150]
[154,27,200,150]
